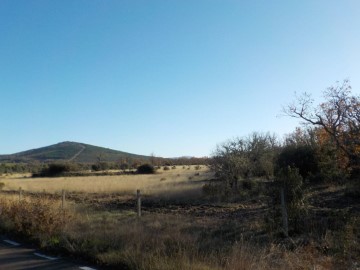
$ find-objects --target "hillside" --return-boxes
[0,142,150,163]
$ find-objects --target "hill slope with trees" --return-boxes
[0,141,150,163]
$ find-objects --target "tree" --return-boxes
[211,132,278,190]
[283,80,360,176]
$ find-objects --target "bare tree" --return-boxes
[283,80,360,173]
[211,132,278,189]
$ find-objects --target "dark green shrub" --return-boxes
[276,145,318,181]
[92,162,110,172]
[242,179,254,190]
[137,164,155,174]
[163,166,170,171]
[35,163,78,177]
[266,166,307,235]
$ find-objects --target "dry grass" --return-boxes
[0,193,73,247]
[0,167,358,269]
[0,166,212,197]
[0,194,336,270]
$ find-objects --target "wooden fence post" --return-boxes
[136,189,141,218]
[61,189,66,210]
[280,187,289,237]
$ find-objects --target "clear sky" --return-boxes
[1,1,360,157]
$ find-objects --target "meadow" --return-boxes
[1,166,210,196]
[0,166,358,269]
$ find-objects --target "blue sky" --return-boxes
[1,1,360,157]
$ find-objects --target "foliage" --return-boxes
[276,145,318,181]
[211,132,278,190]
[35,163,79,177]
[137,164,155,174]
[284,80,360,177]
[266,166,307,235]
[0,162,44,174]
[0,197,72,247]
[282,126,349,184]
[91,162,110,171]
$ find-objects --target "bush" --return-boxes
[276,145,318,181]
[35,163,78,177]
[163,166,170,171]
[242,179,254,190]
[137,164,155,174]
[266,166,307,235]
[92,162,110,172]
[0,197,72,246]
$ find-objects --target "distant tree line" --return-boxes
[0,163,44,174]
[0,155,209,176]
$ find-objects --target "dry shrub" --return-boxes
[0,196,73,247]
[226,242,334,270]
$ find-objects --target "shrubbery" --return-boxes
[34,163,79,177]
[266,166,307,235]
[137,164,155,174]
[91,162,110,172]
[276,145,318,180]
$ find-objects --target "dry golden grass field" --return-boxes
[0,165,210,197]
[0,165,359,269]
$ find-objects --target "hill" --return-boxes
[0,141,150,163]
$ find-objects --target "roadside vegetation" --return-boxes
[0,81,359,269]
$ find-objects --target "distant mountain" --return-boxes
[0,141,150,163]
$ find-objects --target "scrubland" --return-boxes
[0,166,359,269]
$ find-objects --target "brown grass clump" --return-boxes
[0,195,73,247]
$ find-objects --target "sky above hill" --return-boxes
[1,1,360,157]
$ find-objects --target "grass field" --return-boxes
[0,166,211,196]
[0,166,359,269]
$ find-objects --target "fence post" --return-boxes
[136,189,141,218]
[61,189,66,210]
[19,187,22,202]
[280,187,289,237]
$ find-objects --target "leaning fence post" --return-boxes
[61,189,66,210]
[280,187,289,237]
[136,189,141,218]
[19,187,22,202]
